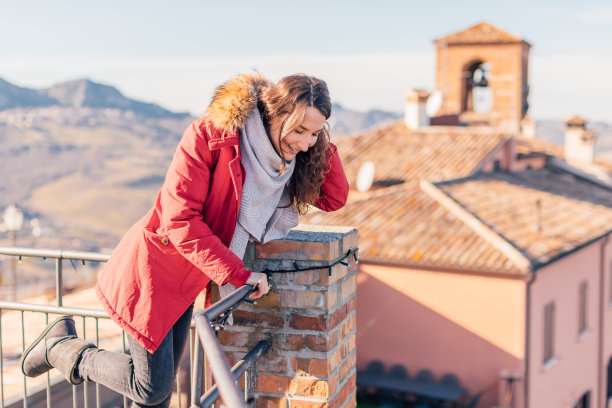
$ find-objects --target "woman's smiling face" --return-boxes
[269,106,326,161]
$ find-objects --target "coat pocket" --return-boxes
[142,228,208,301]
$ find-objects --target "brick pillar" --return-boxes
[218,224,358,408]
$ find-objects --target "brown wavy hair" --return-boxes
[258,74,332,215]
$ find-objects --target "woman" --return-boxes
[20,73,349,407]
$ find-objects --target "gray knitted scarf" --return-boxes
[221,107,299,301]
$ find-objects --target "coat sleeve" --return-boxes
[313,143,349,212]
[158,121,250,288]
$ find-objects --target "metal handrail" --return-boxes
[199,341,269,408]
[0,247,269,407]
[0,247,110,262]
[193,285,261,408]
[0,247,110,307]
[0,302,108,318]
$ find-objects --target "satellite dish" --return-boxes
[426,91,442,117]
[356,161,375,192]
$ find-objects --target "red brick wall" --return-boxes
[219,225,358,408]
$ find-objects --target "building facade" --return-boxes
[303,23,612,408]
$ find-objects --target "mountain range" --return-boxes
[0,78,188,118]
[0,76,610,252]
[0,77,403,251]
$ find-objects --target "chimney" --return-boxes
[520,116,536,139]
[564,115,597,164]
[405,89,430,129]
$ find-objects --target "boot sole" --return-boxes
[20,316,74,377]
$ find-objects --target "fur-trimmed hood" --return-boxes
[204,73,273,133]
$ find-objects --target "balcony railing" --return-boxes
[0,247,268,408]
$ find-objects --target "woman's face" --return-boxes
[269,106,326,161]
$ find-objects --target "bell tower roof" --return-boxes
[434,22,531,47]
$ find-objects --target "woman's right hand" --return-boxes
[246,272,270,299]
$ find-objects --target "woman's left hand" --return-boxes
[246,271,270,299]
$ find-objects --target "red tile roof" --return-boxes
[303,116,612,274]
[434,22,529,46]
[565,115,588,126]
[436,169,612,267]
[303,123,522,274]
[338,122,510,188]
[517,135,612,175]
[303,185,522,274]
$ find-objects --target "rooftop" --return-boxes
[304,184,521,274]
[436,167,612,267]
[338,122,510,188]
[434,22,530,46]
[303,122,612,274]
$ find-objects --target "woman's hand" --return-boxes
[246,272,270,299]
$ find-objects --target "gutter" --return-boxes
[598,235,609,408]
[524,271,536,408]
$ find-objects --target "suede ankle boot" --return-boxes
[46,336,95,384]
[21,316,94,384]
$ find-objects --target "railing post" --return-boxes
[191,330,204,407]
[56,257,63,307]
[195,313,246,408]
[219,225,358,408]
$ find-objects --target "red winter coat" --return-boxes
[96,74,349,353]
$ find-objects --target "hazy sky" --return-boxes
[2,0,611,121]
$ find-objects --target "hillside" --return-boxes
[1,77,610,253]
[0,78,399,251]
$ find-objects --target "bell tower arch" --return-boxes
[431,22,531,130]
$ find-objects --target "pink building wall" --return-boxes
[528,238,611,407]
[357,237,612,407]
[357,263,526,407]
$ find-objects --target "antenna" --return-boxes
[356,161,375,192]
[533,199,542,233]
[426,91,442,117]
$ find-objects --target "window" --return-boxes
[544,302,555,364]
[574,390,591,408]
[579,281,588,335]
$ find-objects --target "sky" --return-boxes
[1,0,611,121]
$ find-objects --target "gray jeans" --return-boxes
[77,304,194,407]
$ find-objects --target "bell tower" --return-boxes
[431,22,531,131]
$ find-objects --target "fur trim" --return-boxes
[205,73,272,133]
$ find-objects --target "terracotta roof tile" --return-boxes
[436,168,612,267]
[565,115,588,126]
[304,123,612,274]
[517,135,612,174]
[337,122,510,188]
[302,185,523,274]
[434,22,529,46]
[516,136,563,158]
